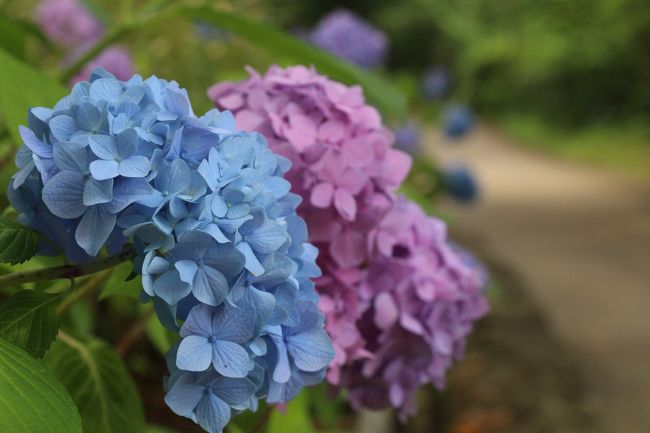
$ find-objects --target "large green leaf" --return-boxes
[0,215,40,265]
[0,290,61,357]
[0,48,67,145]
[44,334,146,433]
[0,338,82,433]
[179,7,406,120]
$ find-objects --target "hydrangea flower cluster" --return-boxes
[9,70,334,433]
[441,165,480,203]
[442,104,475,139]
[36,0,103,48]
[35,0,133,83]
[209,65,488,417]
[308,9,388,69]
[339,199,488,418]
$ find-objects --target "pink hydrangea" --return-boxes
[36,0,103,47]
[70,46,134,84]
[209,65,411,269]
[208,66,488,418]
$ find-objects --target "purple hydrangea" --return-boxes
[70,46,134,84]
[335,198,489,418]
[309,9,388,69]
[35,0,103,47]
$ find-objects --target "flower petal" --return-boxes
[192,265,229,306]
[83,177,113,206]
[75,205,116,256]
[90,159,119,180]
[42,171,86,218]
[212,341,252,378]
[287,328,335,372]
[176,335,212,372]
[118,155,150,178]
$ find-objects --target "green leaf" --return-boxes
[0,47,67,145]
[0,215,40,265]
[144,310,176,354]
[0,290,61,357]
[268,393,315,433]
[179,6,406,120]
[100,262,141,299]
[44,334,146,433]
[0,338,82,433]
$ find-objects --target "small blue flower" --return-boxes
[165,370,257,433]
[176,303,256,378]
[442,104,475,139]
[441,166,479,202]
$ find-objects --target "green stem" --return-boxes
[0,246,134,290]
[57,271,112,315]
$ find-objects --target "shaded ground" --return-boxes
[427,125,650,433]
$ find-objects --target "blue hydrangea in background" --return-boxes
[309,9,388,69]
[9,69,334,433]
[422,65,451,100]
[441,165,480,203]
[442,104,475,139]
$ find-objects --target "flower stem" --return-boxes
[0,246,134,290]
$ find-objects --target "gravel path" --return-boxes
[427,125,650,433]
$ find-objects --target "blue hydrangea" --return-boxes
[9,69,334,433]
[441,165,480,202]
[442,104,475,139]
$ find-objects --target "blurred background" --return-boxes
[1,0,649,432]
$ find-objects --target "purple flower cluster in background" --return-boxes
[35,0,133,83]
[209,65,488,418]
[308,9,388,69]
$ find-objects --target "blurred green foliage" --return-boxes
[267,0,650,127]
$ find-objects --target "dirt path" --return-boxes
[427,125,650,433]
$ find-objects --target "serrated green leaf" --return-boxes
[44,334,146,433]
[178,7,406,120]
[268,393,315,433]
[0,215,40,265]
[100,262,141,299]
[0,47,67,145]
[0,290,61,357]
[0,338,82,433]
